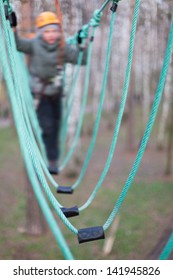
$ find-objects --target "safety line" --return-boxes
[159,232,173,260]
[0,1,74,259]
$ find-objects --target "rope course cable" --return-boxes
[1,0,173,247]
[79,0,140,211]
[159,232,173,260]
[0,0,74,260]
[59,9,103,167]
[69,1,119,191]
[1,0,83,235]
[59,11,103,170]
[103,18,173,231]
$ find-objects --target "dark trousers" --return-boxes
[36,95,62,161]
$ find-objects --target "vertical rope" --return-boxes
[0,1,74,259]
[79,0,140,211]
[0,1,78,235]
[103,19,173,231]
[72,7,117,190]
[159,232,173,260]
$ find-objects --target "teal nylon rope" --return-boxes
[0,7,78,235]
[0,5,74,260]
[6,41,58,189]
[59,51,84,159]
[18,54,47,161]
[2,67,74,259]
[60,68,76,159]
[59,28,98,171]
[79,0,140,211]
[66,1,111,45]
[16,53,60,189]
[159,232,173,260]
[60,52,84,134]
[103,19,173,231]
[72,6,117,190]
[59,9,103,161]
[99,0,111,13]
[8,33,78,234]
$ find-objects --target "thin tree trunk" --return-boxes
[165,97,173,175]
[25,169,47,235]
[157,61,172,150]
[127,0,135,151]
[19,0,47,235]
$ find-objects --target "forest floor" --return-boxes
[0,114,173,260]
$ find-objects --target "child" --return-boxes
[12,11,87,174]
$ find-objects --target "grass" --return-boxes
[0,120,173,260]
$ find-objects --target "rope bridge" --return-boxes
[0,0,173,259]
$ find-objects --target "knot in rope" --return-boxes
[90,9,103,28]
[79,24,89,39]
[112,0,121,4]
[3,0,9,4]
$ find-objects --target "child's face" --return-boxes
[42,27,61,44]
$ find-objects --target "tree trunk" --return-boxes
[165,97,173,175]
[19,0,47,235]
[157,60,172,150]
[25,169,47,235]
[127,0,135,151]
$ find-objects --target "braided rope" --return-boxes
[159,232,173,260]
[0,0,74,260]
[79,0,140,211]
[103,19,173,231]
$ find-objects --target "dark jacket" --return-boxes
[14,32,87,96]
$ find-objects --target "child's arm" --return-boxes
[64,43,87,65]
[10,12,33,55]
[13,29,33,55]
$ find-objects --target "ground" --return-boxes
[0,114,173,260]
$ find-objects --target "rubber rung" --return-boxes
[61,206,79,218]
[57,186,73,194]
[78,226,105,244]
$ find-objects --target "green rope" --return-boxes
[59,10,103,162]
[98,0,111,13]
[0,3,78,235]
[72,5,118,190]
[159,232,173,260]
[59,51,84,159]
[16,53,60,189]
[66,1,109,45]
[103,18,173,231]
[9,39,77,233]
[59,28,97,171]
[18,54,47,161]
[60,9,103,161]
[0,2,74,259]
[79,0,140,211]
[59,66,74,158]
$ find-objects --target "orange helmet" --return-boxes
[36,12,61,28]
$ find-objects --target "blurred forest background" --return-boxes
[0,0,173,260]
